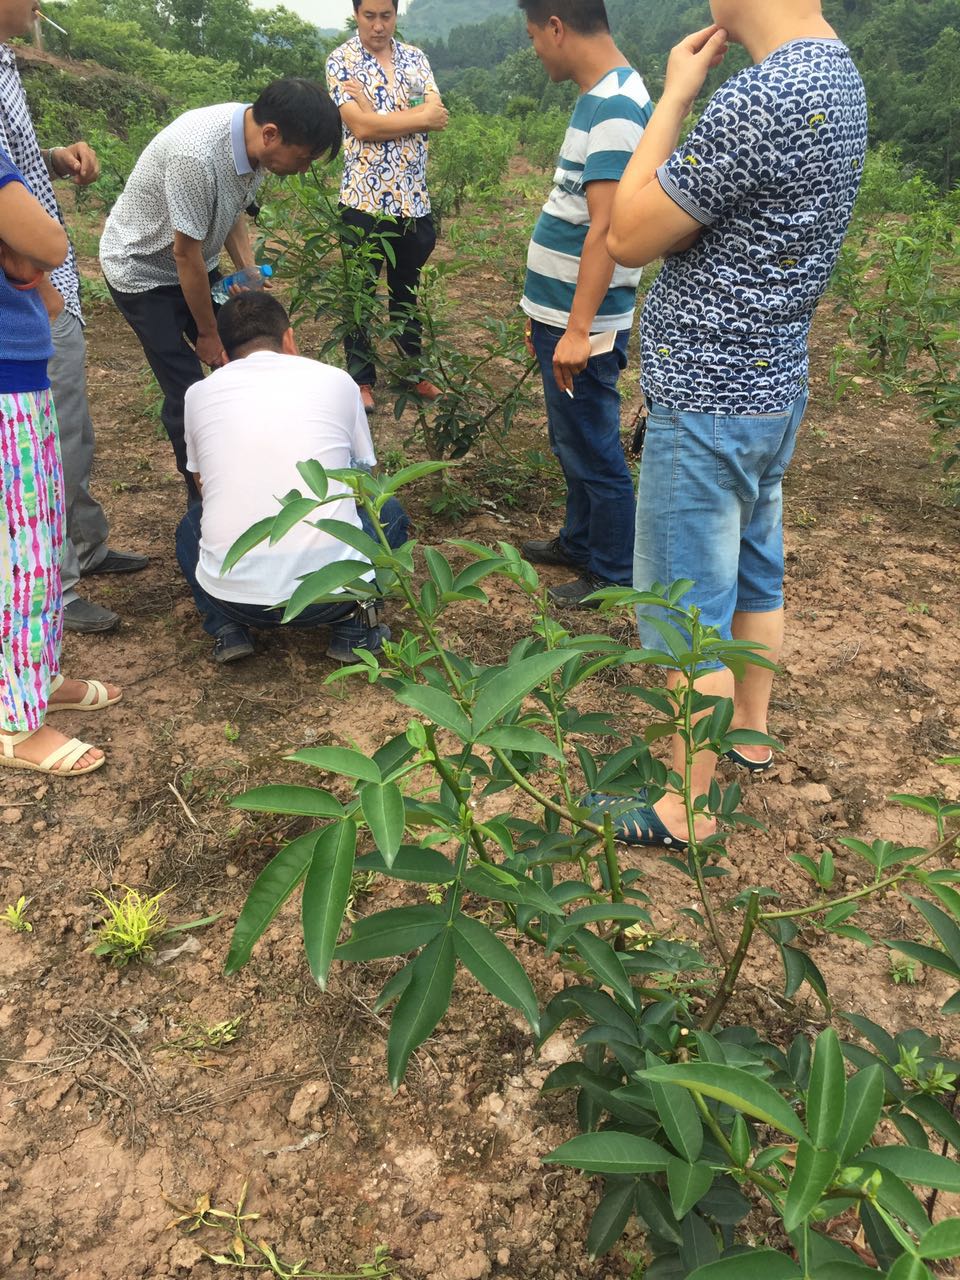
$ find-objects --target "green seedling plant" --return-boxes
[830,195,960,484]
[91,886,221,965]
[221,463,960,1276]
[2,895,32,933]
[167,1182,395,1277]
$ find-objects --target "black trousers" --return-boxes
[339,206,436,387]
[107,275,220,504]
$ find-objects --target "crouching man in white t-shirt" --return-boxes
[175,292,409,663]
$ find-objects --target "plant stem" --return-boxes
[689,1090,784,1199]
[700,891,761,1032]
[760,830,959,922]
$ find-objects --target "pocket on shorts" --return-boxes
[714,409,794,503]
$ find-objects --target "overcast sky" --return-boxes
[270,0,410,31]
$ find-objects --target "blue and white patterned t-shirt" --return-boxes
[522,67,652,332]
[641,39,867,414]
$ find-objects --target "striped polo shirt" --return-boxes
[521,66,652,332]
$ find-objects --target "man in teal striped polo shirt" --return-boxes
[519,0,652,606]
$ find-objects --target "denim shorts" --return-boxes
[633,392,808,665]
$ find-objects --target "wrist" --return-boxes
[659,88,697,119]
[45,147,63,177]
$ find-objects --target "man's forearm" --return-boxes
[567,223,618,336]
[348,107,433,142]
[174,244,219,339]
[224,216,255,272]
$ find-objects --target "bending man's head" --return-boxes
[517,0,611,81]
[250,78,342,175]
[217,292,297,362]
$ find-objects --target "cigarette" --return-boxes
[37,10,68,34]
[564,388,574,399]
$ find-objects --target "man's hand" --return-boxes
[662,24,729,114]
[420,97,449,131]
[342,77,374,112]
[0,240,42,287]
[524,319,535,360]
[552,328,592,395]
[51,141,100,186]
[196,330,226,369]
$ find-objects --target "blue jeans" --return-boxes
[530,320,634,585]
[633,393,808,667]
[175,498,409,641]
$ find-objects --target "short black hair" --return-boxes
[516,0,609,34]
[217,292,290,361]
[351,0,399,11]
[252,78,341,161]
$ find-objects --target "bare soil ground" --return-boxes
[1,202,959,1280]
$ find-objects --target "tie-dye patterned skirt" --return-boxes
[1,388,63,733]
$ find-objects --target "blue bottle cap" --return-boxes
[260,264,274,278]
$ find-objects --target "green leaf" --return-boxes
[387,929,455,1088]
[685,1253,801,1280]
[882,939,960,979]
[835,1065,884,1161]
[919,1217,960,1261]
[884,1256,933,1280]
[547,902,654,951]
[295,458,328,499]
[231,785,344,818]
[269,496,321,544]
[311,517,383,562]
[335,904,445,961]
[225,831,316,973]
[906,1092,960,1153]
[301,819,356,990]
[381,459,451,493]
[640,1064,805,1140]
[666,1158,714,1219]
[395,684,473,740]
[471,651,575,734]
[807,1028,846,1150]
[477,726,564,761]
[587,1180,636,1261]
[360,781,405,867]
[372,961,414,1013]
[220,515,274,575]
[570,929,637,1010]
[905,894,960,966]
[283,559,374,622]
[285,746,381,784]
[544,1131,671,1175]
[452,913,540,1034]
[648,1077,704,1163]
[354,846,455,885]
[869,1145,960,1190]
[782,1140,839,1232]
[462,863,563,916]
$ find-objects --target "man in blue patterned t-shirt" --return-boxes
[592,1,867,850]
[518,0,652,605]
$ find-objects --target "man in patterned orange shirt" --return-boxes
[326,0,448,413]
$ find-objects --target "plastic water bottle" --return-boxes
[211,263,273,305]
[406,74,425,107]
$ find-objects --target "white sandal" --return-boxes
[0,728,105,776]
[45,673,122,713]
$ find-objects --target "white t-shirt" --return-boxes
[184,350,376,606]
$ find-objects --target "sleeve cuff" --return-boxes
[656,164,715,227]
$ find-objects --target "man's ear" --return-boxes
[282,327,299,356]
[260,122,282,148]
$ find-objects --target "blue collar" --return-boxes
[231,104,253,176]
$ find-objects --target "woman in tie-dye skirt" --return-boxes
[1,145,120,776]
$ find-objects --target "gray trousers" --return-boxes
[48,309,109,601]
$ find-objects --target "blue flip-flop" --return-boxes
[724,747,775,773]
[584,789,689,850]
